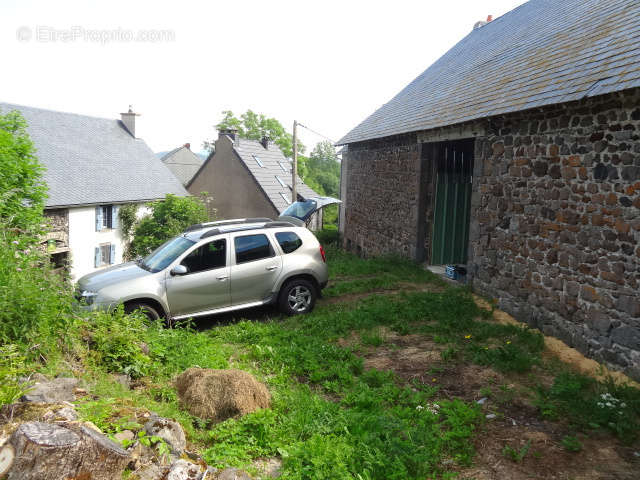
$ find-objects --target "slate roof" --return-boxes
[0,103,188,207]
[160,145,205,186]
[233,138,320,213]
[338,0,640,145]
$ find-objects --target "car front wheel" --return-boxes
[278,279,316,315]
[124,301,161,322]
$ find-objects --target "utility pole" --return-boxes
[292,119,298,203]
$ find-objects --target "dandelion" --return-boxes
[464,334,472,339]
[506,340,511,345]
[432,378,437,382]
[484,346,489,350]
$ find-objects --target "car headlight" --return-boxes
[80,291,99,306]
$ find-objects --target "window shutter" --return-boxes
[111,205,119,230]
[94,247,101,267]
[95,206,103,231]
[110,244,116,264]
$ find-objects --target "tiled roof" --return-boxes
[338,0,640,145]
[160,145,205,186]
[0,102,188,207]
[233,138,320,213]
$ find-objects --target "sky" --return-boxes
[0,0,525,154]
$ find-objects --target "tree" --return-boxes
[0,109,47,234]
[206,110,306,159]
[124,194,211,259]
[305,141,340,197]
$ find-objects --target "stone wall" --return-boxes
[42,208,69,252]
[342,87,640,380]
[342,133,421,258]
[469,88,640,380]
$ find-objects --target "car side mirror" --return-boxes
[170,265,188,276]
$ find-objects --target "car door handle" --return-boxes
[265,265,279,271]
[216,275,229,281]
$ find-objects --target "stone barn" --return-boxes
[337,0,640,380]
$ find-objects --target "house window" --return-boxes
[279,192,291,204]
[253,155,264,168]
[95,243,115,267]
[278,161,290,173]
[95,205,118,231]
[275,175,287,188]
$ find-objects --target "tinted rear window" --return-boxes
[275,231,303,254]
[234,234,274,264]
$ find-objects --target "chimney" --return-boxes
[120,105,140,138]
[487,15,493,22]
[218,128,238,142]
[184,142,191,150]
[260,136,270,149]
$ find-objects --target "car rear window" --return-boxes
[234,234,274,264]
[275,231,303,254]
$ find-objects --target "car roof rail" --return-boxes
[264,221,295,228]
[185,217,273,232]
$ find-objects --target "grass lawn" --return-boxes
[69,234,639,479]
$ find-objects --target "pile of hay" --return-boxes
[175,368,270,422]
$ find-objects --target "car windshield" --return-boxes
[141,236,195,273]
[281,199,317,221]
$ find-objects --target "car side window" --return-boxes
[275,231,303,254]
[181,239,226,273]
[234,234,274,264]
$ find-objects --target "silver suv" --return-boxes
[76,198,339,320]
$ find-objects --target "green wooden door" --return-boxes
[431,141,473,265]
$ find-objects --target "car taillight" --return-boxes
[319,245,326,263]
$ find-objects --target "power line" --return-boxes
[296,122,335,144]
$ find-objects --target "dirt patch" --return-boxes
[472,295,639,389]
[348,328,640,479]
[457,421,639,480]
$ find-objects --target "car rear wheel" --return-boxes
[278,279,316,315]
[124,301,161,322]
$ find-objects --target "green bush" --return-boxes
[0,109,46,233]
[125,193,211,259]
[88,308,152,378]
[0,344,31,404]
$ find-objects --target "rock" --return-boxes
[202,466,219,479]
[135,463,166,480]
[114,430,135,444]
[476,397,488,405]
[485,414,497,419]
[252,458,282,478]
[175,368,271,422]
[217,468,253,480]
[42,406,78,422]
[127,441,157,470]
[21,377,78,403]
[167,459,203,480]
[114,374,132,389]
[144,416,186,455]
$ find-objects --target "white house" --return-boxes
[0,103,189,281]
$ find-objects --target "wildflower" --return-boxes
[16,267,22,272]
[416,405,424,411]
[12,240,19,245]
[432,378,437,382]
[464,334,472,339]
[484,346,489,350]
[506,340,511,344]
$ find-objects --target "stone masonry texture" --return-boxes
[342,88,640,380]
